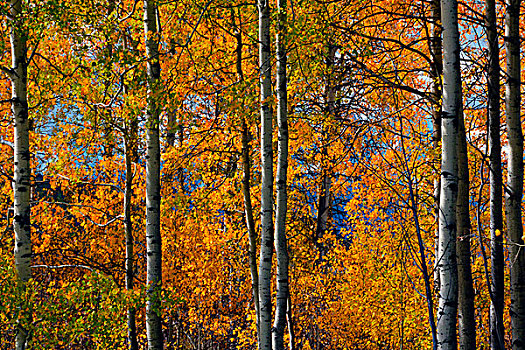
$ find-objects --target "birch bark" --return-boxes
[504,0,525,347]
[10,0,31,349]
[144,1,163,349]
[438,0,460,347]
[273,0,290,348]
[235,28,261,340]
[258,0,274,349]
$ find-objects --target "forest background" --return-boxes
[1,0,524,349]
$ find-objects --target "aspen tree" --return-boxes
[10,0,31,348]
[485,0,505,347]
[123,87,139,350]
[456,105,476,350]
[118,35,139,346]
[437,0,460,347]
[144,1,163,348]
[124,139,138,350]
[258,0,274,348]
[430,0,443,295]
[314,44,336,246]
[273,0,290,348]
[234,24,260,339]
[101,3,140,348]
[504,0,525,347]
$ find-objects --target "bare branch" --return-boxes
[0,66,15,79]
[32,264,94,272]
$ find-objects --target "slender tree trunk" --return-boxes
[177,124,184,191]
[398,111,438,349]
[10,1,31,349]
[167,110,176,148]
[485,0,505,347]
[437,0,460,348]
[273,0,290,348]
[456,105,476,350]
[505,0,525,348]
[235,28,261,339]
[124,139,138,350]
[144,1,163,349]
[315,167,330,242]
[257,0,273,349]
[108,3,138,348]
[430,0,443,295]
[286,294,295,350]
[315,44,336,245]
[243,117,261,336]
[166,111,184,193]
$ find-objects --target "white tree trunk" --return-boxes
[438,0,460,348]
[504,0,525,348]
[258,0,274,348]
[10,0,31,349]
[235,29,261,340]
[144,1,163,349]
[272,0,290,348]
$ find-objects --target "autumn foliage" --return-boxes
[0,0,522,348]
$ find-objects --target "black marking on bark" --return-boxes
[441,111,455,119]
[444,300,458,307]
[151,62,161,77]
[21,150,30,161]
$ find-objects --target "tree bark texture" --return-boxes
[430,0,443,296]
[258,0,274,349]
[124,140,138,350]
[273,0,290,348]
[504,0,525,348]
[144,1,163,349]
[235,29,261,340]
[438,0,460,348]
[485,0,505,347]
[167,110,176,148]
[10,0,31,349]
[456,106,476,350]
